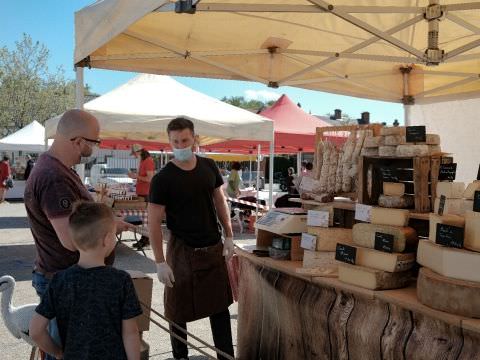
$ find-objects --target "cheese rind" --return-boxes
[436,181,465,199]
[384,135,406,146]
[302,250,336,269]
[360,148,379,156]
[463,180,480,199]
[338,243,415,272]
[465,210,480,252]
[338,263,413,290]
[352,223,417,253]
[417,240,480,282]
[380,127,406,136]
[378,194,413,209]
[363,136,384,148]
[383,182,405,196]
[417,267,480,318]
[396,144,430,157]
[378,146,396,157]
[307,226,352,251]
[428,213,465,243]
[433,197,465,216]
[370,207,410,227]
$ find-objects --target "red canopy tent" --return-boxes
[202,95,345,154]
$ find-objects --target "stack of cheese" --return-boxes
[337,207,417,290]
[433,181,465,216]
[378,181,414,209]
[297,207,350,277]
[361,126,441,157]
[417,180,480,318]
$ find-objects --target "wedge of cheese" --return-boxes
[338,263,413,290]
[417,267,480,318]
[436,181,465,199]
[352,223,417,253]
[370,207,410,227]
[378,194,413,209]
[465,210,480,252]
[433,197,465,216]
[417,240,480,282]
[307,226,352,251]
[428,213,465,243]
[383,182,405,196]
[463,180,480,200]
[338,243,415,272]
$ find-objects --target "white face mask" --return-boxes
[173,146,193,162]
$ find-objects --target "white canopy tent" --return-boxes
[0,121,49,153]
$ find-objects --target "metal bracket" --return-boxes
[75,56,91,69]
[175,0,196,14]
[425,48,444,66]
[424,4,443,20]
[268,81,279,88]
[402,95,415,105]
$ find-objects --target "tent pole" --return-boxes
[249,157,252,187]
[297,151,302,173]
[404,105,412,127]
[255,145,261,222]
[269,140,274,207]
[75,67,85,110]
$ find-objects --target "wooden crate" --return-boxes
[256,229,304,261]
[357,155,441,213]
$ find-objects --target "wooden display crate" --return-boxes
[357,155,441,213]
[256,229,304,261]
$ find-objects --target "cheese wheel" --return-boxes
[384,135,406,146]
[436,181,465,199]
[433,197,465,216]
[383,182,405,196]
[302,250,336,269]
[380,127,406,136]
[428,213,465,243]
[396,144,429,157]
[417,267,480,318]
[463,180,480,199]
[371,207,410,227]
[307,226,352,251]
[363,136,384,148]
[352,223,417,253]
[338,263,413,290]
[465,210,480,252]
[361,147,379,156]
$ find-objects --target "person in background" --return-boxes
[305,162,314,177]
[226,161,241,199]
[0,155,11,202]
[24,109,133,360]
[300,160,307,175]
[129,144,155,250]
[24,155,35,181]
[149,117,235,360]
[30,201,142,360]
[286,167,297,194]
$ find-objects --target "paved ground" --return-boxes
[0,201,255,359]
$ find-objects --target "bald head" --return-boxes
[56,109,99,139]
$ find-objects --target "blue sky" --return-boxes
[1,1,403,123]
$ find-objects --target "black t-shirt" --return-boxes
[35,265,142,360]
[149,156,224,247]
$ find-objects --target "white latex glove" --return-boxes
[223,237,235,261]
[156,262,175,288]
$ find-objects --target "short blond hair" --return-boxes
[68,201,115,250]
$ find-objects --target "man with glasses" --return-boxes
[24,109,132,360]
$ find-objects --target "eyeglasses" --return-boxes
[70,137,101,146]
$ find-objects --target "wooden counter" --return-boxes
[236,247,480,360]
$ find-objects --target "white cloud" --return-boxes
[244,89,281,102]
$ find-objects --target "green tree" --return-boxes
[0,34,80,136]
[221,96,275,112]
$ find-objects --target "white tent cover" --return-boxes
[45,74,274,145]
[0,121,48,152]
[409,100,480,183]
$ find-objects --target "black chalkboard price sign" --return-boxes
[436,223,464,249]
[335,243,356,265]
[477,164,480,181]
[380,167,399,182]
[406,126,426,143]
[374,232,395,253]
[438,163,457,181]
[474,191,480,213]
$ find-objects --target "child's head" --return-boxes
[69,201,116,255]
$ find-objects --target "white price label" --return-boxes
[307,210,330,227]
[355,204,372,222]
[301,233,317,251]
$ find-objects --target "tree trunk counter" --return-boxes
[236,249,480,360]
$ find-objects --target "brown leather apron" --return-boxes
[164,235,233,323]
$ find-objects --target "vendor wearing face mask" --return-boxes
[148,117,235,360]
[24,109,133,360]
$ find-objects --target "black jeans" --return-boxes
[170,309,234,360]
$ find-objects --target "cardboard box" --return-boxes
[127,270,153,332]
